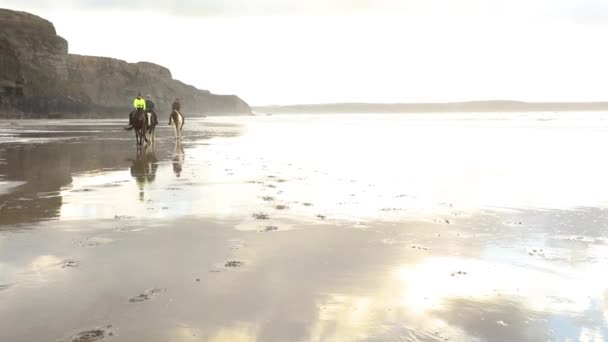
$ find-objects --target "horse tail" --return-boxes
[124,126,134,131]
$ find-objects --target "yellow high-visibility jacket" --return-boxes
[133,98,146,109]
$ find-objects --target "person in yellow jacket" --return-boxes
[129,93,146,126]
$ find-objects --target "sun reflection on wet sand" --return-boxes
[1,115,608,341]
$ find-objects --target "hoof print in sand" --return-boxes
[75,237,111,248]
[129,288,166,303]
[410,245,428,251]
[262,226,278,232]
[224,260,244,268]
[381,208,403,212]
[228,239,245,250]
[275,205,289,210]
[0,284,11,291]
[505,220,523,226]
[316,214,326,220]
[302,203,313,207]
[528,249,545,257]
[61,260,80,268]
[433,218,451,224]
[253,212,270,220]
[262,196,275,201]
[450,271,468,277]
[71,188,95,193]
[70,326,113,342]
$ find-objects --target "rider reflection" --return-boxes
[172,141,185,178]
[129,145,158,201]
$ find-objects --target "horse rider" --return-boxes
[170,98,184,125]
[145,94,158,126]
[130,93,146,126]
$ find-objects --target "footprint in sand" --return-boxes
[129,288,166,303]
[261,226,279,232]
[275,205,289,210]
[450,271,468,277]
[261,196,275,202]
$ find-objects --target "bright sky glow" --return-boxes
[2,1,608,105]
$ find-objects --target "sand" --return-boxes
[0,114,607,341]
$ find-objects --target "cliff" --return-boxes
[0,9,251,118]
[66,55,250,115]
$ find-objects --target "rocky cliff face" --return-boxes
[66,55,251,115]
[0,9,251,118]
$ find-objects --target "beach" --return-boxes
[0,113,607,341]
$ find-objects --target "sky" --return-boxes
[2,0,608,105]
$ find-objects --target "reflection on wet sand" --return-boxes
[0,119,240,226]
[1,115,608,341]
[130,145,159,202]
[172,140,185,178]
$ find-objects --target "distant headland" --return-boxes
[254,101,608,114]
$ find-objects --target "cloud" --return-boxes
[3,0,608,25]
[3,0,402,16]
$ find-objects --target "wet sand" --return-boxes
[0,114,607,341]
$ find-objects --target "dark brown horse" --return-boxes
[125,108,148,146]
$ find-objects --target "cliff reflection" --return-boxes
[0,141,132,226]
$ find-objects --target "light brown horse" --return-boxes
[145,111,157,143]
[169,110,184,140]
[125,108,148,146]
